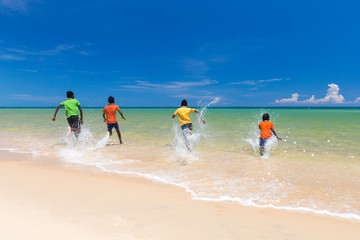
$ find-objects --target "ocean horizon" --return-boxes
[1,106,360,109]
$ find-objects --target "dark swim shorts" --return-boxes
[107,123,119,131]
[181,123,193,131]
[67,115,80,129]
[259,138,268,147]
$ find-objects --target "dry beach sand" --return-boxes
[0,150,359,240]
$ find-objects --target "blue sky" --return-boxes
[0,0,359,107]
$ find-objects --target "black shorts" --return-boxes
[67,115,80,129]
[259,138,268,147]
[181,123,193,131]
[107,123,119,131]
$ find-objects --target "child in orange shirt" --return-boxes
[103,96,126,144]
[259,113,282,156]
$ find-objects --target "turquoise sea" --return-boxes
[0,106,359,220]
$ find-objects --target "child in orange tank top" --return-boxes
[259,113,282,156]
[102,96,126,144]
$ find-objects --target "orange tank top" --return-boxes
[103,104,120,124]
[259,121,274,139]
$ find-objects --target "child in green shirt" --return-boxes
[52,91,83,138]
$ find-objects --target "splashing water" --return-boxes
[59,127,114,165]
[169,124,199,165]
[200,97,221,115]
[197,96,221,139]
[96,132,110,148]
[260,137,279,159]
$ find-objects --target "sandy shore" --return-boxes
[0,151,359,240]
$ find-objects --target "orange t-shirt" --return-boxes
[259,121,274,139]
[103,104,120,124]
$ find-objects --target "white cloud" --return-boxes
[231,80,258,85]
[207,55,228,63]
[275,93,299,103]
[6,45,75,56]
[231,78,289,86]
[0,0,28,12]
[182,59,209,77]
[169,79,218,88]
[180,55,225,86]
[122,79,218,90]
[313,83,345,103]
[0,0,41,13]
[355,97,360,103]
[258,78,284,83]
[181,55,226,79]
[120,85,149,89]
[302,95,316,104]
[275,83,348,104]
[75,50,90,56]
[0,54,25,61]
[0,44,88,62]
[68,70,96,75]
[20,69,38,72]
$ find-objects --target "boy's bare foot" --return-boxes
[66,127,71,136]
[179,159,187,166]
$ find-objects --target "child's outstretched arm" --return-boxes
[103,113,107,122]
[78,105,84,124]
[271,128,282,140]
[195,110,205,124]
[259,124,262,135]
[52,104,62,121]
[117,109,126,120]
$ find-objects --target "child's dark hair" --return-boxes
[181,99,187,106]
[66,91,74,98]
[108,96,115,103]
[262,113,270,121]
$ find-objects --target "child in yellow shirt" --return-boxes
[172,99,205,149]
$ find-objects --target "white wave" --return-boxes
[91,161,360,222]
[191,195,360,221]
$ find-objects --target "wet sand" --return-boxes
[0,150,359,240]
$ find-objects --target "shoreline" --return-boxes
[1,150,360,239]
[4,147,359,222]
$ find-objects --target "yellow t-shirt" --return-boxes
[173,106,196,125]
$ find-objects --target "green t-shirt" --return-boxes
[61,98,80,118]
